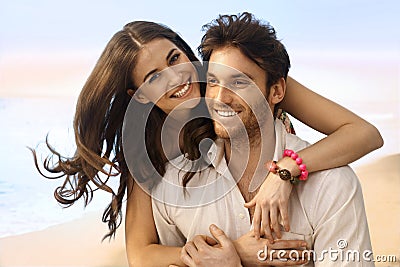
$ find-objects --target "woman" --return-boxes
[32,20,382,266]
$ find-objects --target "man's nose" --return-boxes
[215,85,233,104]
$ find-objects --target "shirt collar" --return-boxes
[206,119,288,190]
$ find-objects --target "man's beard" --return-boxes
[212,100,272,143]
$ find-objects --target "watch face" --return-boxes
[278,169,292,181]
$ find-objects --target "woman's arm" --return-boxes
[246,76,383,240]
[125,179,184,267]
[281,76,383,173]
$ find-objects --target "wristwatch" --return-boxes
[267,160,300,185]
[278,168,300,185]
[277,169,291,181]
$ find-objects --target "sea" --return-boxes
[0,97,114,238]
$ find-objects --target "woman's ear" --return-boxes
[267,77,286,105]
[127,89,150,104]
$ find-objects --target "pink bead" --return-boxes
[299,164,307,171]
[284,149,293,156]
[291,153,298,160]
[266,161,278,173]
[300,170,309,180]
[295,157,303,165]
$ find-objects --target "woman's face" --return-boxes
[131,38,201,114]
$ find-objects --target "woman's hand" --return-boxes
[245,169,293,242]
[179,224,242,267]
[234,230,309,266]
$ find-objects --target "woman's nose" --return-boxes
[165,66,183,89]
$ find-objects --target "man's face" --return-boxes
[205,46,274,139]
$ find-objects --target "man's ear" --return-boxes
[127,89,150,104]
[267,77,286,105]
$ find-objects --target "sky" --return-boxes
[0,1,399,53]
[0,1,399,94]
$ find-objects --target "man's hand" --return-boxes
[245,170,293,242]
[180,224,242,267]
[234,230,309,266]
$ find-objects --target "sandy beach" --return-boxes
[0,154,399,267]
[357,154,400,266]
[0,211,128,267]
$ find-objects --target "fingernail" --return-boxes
[210,224,217,231]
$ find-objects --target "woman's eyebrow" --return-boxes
[143,69,157,83]
[166,48,177,61]
[143,48,177,83]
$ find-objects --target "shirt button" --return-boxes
[239,213,245,219]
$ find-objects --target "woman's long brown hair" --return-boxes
[31,21,214,240]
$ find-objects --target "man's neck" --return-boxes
[224,125,275,186]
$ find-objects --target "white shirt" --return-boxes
[151,120,374,266]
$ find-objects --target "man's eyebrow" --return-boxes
[143,48,177,82]
[232,72,254,80]
[206,71,216,77]
[206,71,254,81]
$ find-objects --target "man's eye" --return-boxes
[207,78,218,86]
[169,53,181,65]
[149,72,161,83]
[233,79,250,88]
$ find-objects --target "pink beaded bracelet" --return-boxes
[265,160,300,185]
[283,149,309,181]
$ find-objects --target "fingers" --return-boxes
[267,249,310,266]
[270,207,282,239]
[270,239,307,250]
[181,235,218,266]
[279,200,290,232]
[183,241,198,258]
[209,224,232,247]
[181,242,196,266]
[192,235,212,251]
[260,208,273,243]
[204,235,218,246]
[244,197,256,208]
[269,258,309,266]
[252,205,262,239]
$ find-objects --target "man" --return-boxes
[152,12,373,266]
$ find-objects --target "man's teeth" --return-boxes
[172,81,190,98]
[216,110,238,117]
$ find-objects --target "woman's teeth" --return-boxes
[216,110,238,117]
[172,81,190,98]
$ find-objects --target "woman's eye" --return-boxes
[149,72,161,83]
[169,53,181,65]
